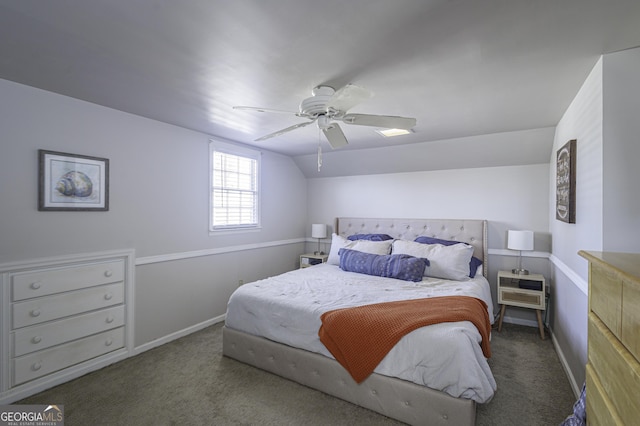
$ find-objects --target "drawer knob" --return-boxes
[104,270,113,277]
[30,282,42,290]
[104,293,113,300]
[30,309,41,317]
[106,316,114,323]
[32,362,42,371]
[32,336,42,344]
[105,338,113,346]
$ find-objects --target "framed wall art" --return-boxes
[38,150,109,211]
[555,139,576,223]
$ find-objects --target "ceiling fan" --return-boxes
[233,84,417,149]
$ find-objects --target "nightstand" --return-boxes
[497,270,546,339]
[300,253,328,269]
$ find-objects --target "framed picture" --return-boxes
[38,150,109,211]
[555,139,576,223]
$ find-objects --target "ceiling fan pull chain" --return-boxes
[317,129,323,172]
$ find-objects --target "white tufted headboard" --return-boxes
[335,217,488,278]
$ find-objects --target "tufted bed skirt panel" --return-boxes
[223,326,476,426]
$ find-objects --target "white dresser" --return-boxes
[1,249,134,403]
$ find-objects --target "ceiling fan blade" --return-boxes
[322,123,349,149]
[254,120,315,141]
[233,105,299,115]
[342,113,416,130]
[326,84,373,112]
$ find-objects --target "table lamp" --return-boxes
[507,230,534,275]
[311,224,327,255]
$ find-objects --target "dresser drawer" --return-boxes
[12,283,124,329]
[13,327,125,386]
[590,264,622,337]
[622,276,640,363]
[13,305,125,357]
[588,312,640,422]
[586,363,623,426]
[11,260,124,302]
[498,288,544,309]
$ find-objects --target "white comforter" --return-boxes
[225,263,497,403]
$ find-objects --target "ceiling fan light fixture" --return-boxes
[376,128,414,137]
[317,115,331,130]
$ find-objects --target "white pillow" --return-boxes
[327,234,393,265]
[327,234,351,265]
[392,239,474,281]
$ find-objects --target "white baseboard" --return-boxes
[133,314,226,356]
[502,317,580,399]
[550,328,581,399]
[1,316,227,404]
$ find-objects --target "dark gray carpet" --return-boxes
[18,322,576,425]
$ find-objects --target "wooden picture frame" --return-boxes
[555,139,576,223]
[38,150,109,211]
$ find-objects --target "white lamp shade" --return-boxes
[311,223,327,239]
[507,230,534,251]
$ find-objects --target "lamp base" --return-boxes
[512,268,530,275]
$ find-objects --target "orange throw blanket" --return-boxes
[318,296,491,383]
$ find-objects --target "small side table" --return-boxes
[497,270,546,339]
[300,253,328,269]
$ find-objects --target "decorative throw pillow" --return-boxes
[338,248,428,282]
[414,236,482,278]
[414,236,461,246]
[468,256,483,278]
[392,239,474,281]
[347,233,394,241]
[327,234,393,265]
[327,234,351,265]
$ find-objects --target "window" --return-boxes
[210,140,260,231]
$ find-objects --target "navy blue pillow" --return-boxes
[414,236,460,246]
[347,233,393,241]
[338,248,429,282]
[414,236,482,278]
[468,256,483,278]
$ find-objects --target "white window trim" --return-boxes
[209,139,262,234]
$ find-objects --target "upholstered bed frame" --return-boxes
[223,218,488,426]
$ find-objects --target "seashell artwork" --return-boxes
[55,170,93,197]
[39,150,108,211]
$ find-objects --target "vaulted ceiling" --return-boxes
[2,1,640,176]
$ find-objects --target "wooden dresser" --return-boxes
[1,249,134,403]
[579,250,640,425]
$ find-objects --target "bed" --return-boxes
[223,217,495,425]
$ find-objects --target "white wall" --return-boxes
[308,164,549,243]
[548,47,640,395]
[602,48,640,253]
[548,57,603,393]
[0,79,308,347]
[550,59,604,276]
